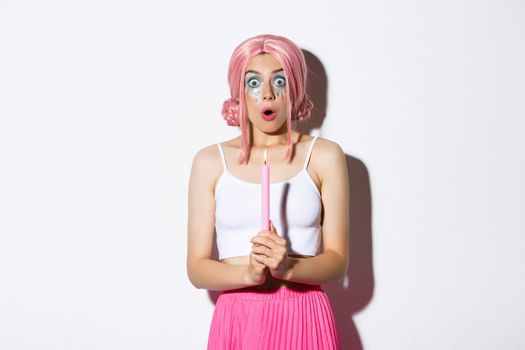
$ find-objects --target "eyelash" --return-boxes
[246,77,261,88]
[273,76,286,88]
[245,76,286,89]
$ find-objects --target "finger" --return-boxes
[251,236,276,249]
[251,234,264,243]
[269,220,277,233]
[266,222,280,240]
[253,253,267,265]
[259,256,278,270]
[257,223,276,236]
[254,233,286,248]
[252,244,273,257]
[250,233,265,247]
[250,252,266,268]
[264,231,285,246]
[275,236,287,246]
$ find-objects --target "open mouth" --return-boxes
[262,108,276,121]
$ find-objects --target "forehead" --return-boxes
[245,53,283,73]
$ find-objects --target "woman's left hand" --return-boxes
[250,220,288,279]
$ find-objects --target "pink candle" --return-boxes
[262,148,270,230]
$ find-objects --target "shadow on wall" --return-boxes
[207,49,375,350]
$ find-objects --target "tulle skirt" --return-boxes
[207,284,340,349]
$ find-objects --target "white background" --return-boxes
[1,1,524,349]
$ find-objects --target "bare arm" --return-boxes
[282,141,349,284]
[186,146,261,291]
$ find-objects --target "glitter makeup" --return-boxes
[272,75,286,98]
[246,76,262,101]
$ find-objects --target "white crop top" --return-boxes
[215,136,322,260]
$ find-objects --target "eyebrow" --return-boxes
[245,68,284,75]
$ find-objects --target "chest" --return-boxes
[215,172,322,230]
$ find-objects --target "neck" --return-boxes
[249,122,292,148]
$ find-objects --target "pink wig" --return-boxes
[221,34,314,165]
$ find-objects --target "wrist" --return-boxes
[281,256,296,282]
[243,264,257,287]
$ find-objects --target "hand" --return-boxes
[250,220,289,279]
[247,245,268,286]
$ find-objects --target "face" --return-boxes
[244,53,288,133]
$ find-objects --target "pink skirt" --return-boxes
[207,284,340,350]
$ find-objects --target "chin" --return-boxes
[248,118,287,132]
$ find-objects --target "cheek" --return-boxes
[244,93,258,119]
[245,92,256,108]
[274,85,286,98]
[246,86,261,101]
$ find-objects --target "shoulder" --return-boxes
[311,137,347,182]
[192,144,221,168]
[312,137,345,160]
[190,143,224,191]
[193,136,240,163]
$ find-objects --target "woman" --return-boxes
[187,34,349,349]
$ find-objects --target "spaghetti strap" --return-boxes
[216,143,227,172]
[303,136,319,170]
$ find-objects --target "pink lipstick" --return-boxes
[261,107,276,121]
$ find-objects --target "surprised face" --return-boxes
[244,53,288,132]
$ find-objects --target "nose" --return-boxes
[262,82,275,101]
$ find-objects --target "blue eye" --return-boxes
[246,77,261,88]
[273,75,286,88]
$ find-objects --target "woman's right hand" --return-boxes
[247,245,267,286]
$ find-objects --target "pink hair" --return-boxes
[221,34,314,165]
